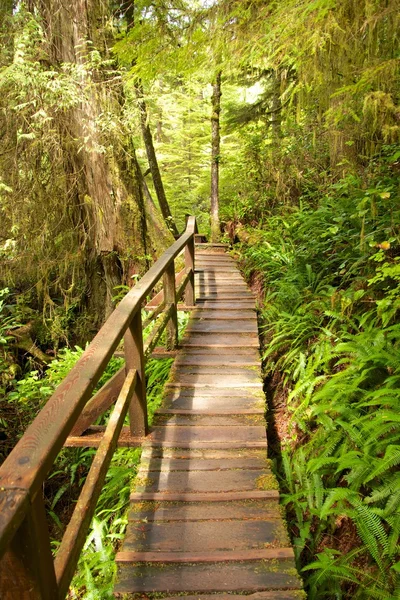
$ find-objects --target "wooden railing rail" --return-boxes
[0,216,198,599]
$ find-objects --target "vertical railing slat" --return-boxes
[124,311,148,437]
[163,261,178,350]
[185,234,195,307]
[0,491,58,600]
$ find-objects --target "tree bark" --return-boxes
[210,71,222,243]
[135,83,179,237]
[32,0,149,322]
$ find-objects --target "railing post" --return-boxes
[0,491,58,600]
[185,234,195,307]
[163,261,178,350]
[124,311,148,437]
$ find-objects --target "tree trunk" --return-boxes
[33,0,149,323]
[138,162,175,251]
[270,72,282,139]
[210,71,222,243]
[135,83,179,237]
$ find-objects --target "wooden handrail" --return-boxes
[0,216,198,599]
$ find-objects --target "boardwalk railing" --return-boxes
[0,216,198,600]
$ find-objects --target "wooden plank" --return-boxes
[150,348,178,359]
[65,425,142,448]
[114,559,301,594]
[176,270,192,304]
[127,500,281,522]
[171,365,260,375]
[70,366,125,437]
[138,456,268,471]
[125,314,148,436]
[163,385,263,396]
[181,333,259,348]
[55,370,137,598]
[0,492,57,600]
[117,547,294,562]
[185,235,195,306]
[130,491,279,502]
[161,394,263,413]
[143,304,174,359]
[163,262,178,350]
[146,268,186,309]
[186,321,258,333]
[162,592,305,600]
[173,355,258,366]
[142,441,267,449]
[194,301,256,309]
[142,300,166,328]
[156,408,264,415]
[152,414,263,426]
[0,489,28,559]
[134,469,273,494]
[145,425,266,444]
[178,346,260,355]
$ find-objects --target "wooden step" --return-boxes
[121,518,289,553]
[133,468,274,494]
[152,414,264,426]
[191,309,257,319]
[194,301,257,309]
[127,499,280,522]
[130,491,280,502]
[161,593,305,600]
[174,354,258,366]
[186,321,258,333]
[114,558,302,594]
[113,246,301,598]
[140,447,267,460]
[144,425,267,447]
[181,333,259,348]
[138,455,269,471]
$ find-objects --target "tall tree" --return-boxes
[0,1,154,337]
[121,1,179,237]
[210,70,222,242]
[135,83,179,237]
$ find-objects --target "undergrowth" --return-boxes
[234,146,400,599]
[2,310,187,598]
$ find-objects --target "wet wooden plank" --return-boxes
[191,309,257,319]
[196,298,255,310]
[140,448,267,460]
[122,519,289,553]
[156,408,265,415]
[134,469,272,494]
[138,456,268,471]
[186,321,258,333]
[152,414,263,427]
[145,426,266,445]
[65,426,142,448]
[171,365,261,376]
[162,592,305,600]
[130,491,279,502]
[178,346,260,356]
[174,355,259,367]
[127,499,281,522]
[195,292,255,300]
[161,392,263,412]
[114,559,301,594]
[181,333,259,348]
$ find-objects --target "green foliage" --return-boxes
[236,152,400,598]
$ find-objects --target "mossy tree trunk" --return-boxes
[31,0,151,324]
[210,71,222,243]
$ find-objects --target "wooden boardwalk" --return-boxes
[114,245,303,599]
